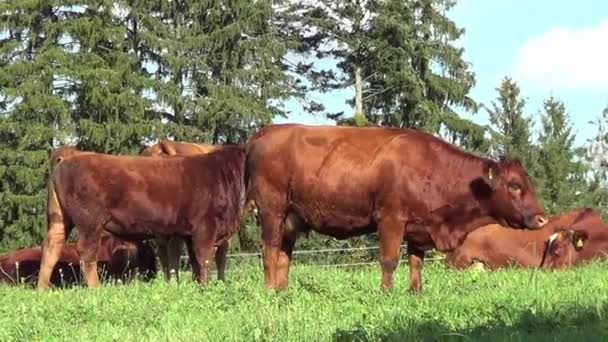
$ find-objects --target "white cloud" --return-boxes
[513,20,608,92]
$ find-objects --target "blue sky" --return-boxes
[275,0,608,147]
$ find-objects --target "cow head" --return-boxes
[481,158,547,229]
[541,229,588,269]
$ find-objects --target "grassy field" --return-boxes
[1,261,608,341]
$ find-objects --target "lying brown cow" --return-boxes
[1,232,156,287]
[445,208,603,270]
[38,146,247,290]
[141,139,227,282]
[541,217,608,269]
[245,124,547,293]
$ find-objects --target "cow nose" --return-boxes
[527,214,548,228]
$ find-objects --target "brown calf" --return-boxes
[38,146,247,290]
[541,217,608,269]
[245,124,547,293]
[445,208,603,270]
[1,232,156,287]
[141,140,228,282]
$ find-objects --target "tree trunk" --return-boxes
[355,65,363,117]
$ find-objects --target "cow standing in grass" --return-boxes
[244,124,548,293]
[141,140,228,282]
[37,146,247,290]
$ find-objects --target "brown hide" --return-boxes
[541,214,608,268]
[38,146,246,290]
[244,124,547,292]
[445,208,603,270]
[141,139,217,157]
[140,140,228,282]
[0,233,156,287]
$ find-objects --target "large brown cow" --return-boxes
[541,217,608,269]
[37,146,247,290]
[141,139,228,282]
[1,232,156,287]
[244,124,547,293]
[445,208,603,270]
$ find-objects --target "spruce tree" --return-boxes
[584,105,608,217]
[65,3,165,154]
[142,0,296,145]
[536,96,587,213]
[587,105,608,185]
[0,1,73,251]
[486,77,536,168]
[286,0,487,152]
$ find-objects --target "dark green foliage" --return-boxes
[0,1,293,252]
[486,77,536,169]
[140,0,296,145]
[0,1,74,252]
[289,0,486,152]
[535,97,588,214]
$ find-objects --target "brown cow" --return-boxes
[244,124,547,293]
[541,218,608,269]
[37,146,247,290]
[141,139,228,282]
[1,232,156,287]
[445,208,603,270]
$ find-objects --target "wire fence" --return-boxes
[178,244,446,272]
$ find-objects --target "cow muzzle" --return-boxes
[525,214,548,229]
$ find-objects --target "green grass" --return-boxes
[1,261,608,341]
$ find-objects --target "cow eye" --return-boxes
[509,182,522,193]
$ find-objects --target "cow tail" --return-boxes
[243,142,256,216]
[37,168,69,290]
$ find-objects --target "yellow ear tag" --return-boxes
[575,238,584,249]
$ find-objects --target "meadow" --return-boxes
[1,261,607,341]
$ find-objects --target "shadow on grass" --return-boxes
[333,304,608,341]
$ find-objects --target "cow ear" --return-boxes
[571,230,588,251]
[483,164,498,190]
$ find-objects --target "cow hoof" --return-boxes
[408,286,423,295]
[470,260,487,272]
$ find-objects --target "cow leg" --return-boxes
[38,218,69,291]
[274,214,300,290]
[77,230,102,288]
[215,240,229,281]
[407,244,425,294]
[185,238,200,281]
[155,237,172,281]
[166,237,183,281]
[378,216,405,292]
[191,231,216,285]
[259,212,287,290]
[275,234,296,290]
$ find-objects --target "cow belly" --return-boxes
[106,206,188,238]
[289,200,374,238]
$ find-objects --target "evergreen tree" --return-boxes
[65,3,165,154]
[486,77,536,168]
[587,105,608,185]
[584,105,608,217]
[0,1,74,251]
[536,97,587,213]
[142,0,296,145]
[0,1,297,251]
[286,0,487,151]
